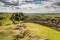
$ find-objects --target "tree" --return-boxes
[11,12,25,22]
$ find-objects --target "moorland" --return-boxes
[0,13,60,40]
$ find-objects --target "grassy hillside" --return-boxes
[24,13,60,31]
[0,13,13,26]
[0,23,60,40]
[0,13,25,26]
[25,23,60,40]
[0,13,60,40]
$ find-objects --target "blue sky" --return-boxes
[0,0,60,13]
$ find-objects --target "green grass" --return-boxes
[0,33,14,40]
[0,22,16,40]
[0,23,60,40]
[0,13,13,26]
[0,19,13,26]
[25,23,60,40]
[25,13,60,18]
[0,13,60,40]
[0,30,14,40]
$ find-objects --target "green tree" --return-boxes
[11,12,25,21]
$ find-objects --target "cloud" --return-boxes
[0,0,60,13]
[53,2,60,6]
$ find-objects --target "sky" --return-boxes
[0,0,60,13]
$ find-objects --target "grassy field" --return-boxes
[0,13,13,26]
[25,13,60,17]
[25,23,60,40]
[0,23,60,40]
[0,25,15,40]
[0,13,60,40]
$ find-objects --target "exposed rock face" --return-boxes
[27,36,40,40]
[12,23,49,40]
[13,23,29,40]
[24,17,60,31]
